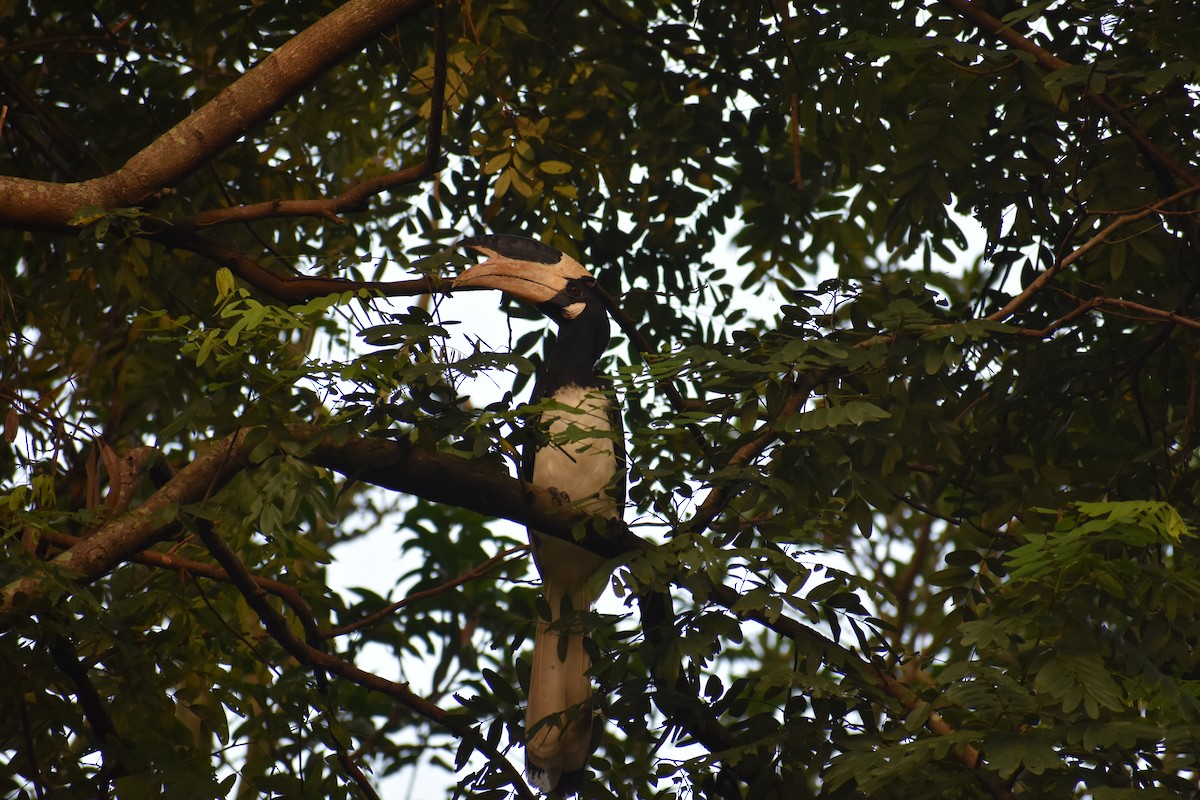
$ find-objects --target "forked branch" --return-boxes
[0,0,433,230]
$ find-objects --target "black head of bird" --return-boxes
[453,234,611,394]
[453,233,621,795]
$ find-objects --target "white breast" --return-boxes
[531,384,619,518]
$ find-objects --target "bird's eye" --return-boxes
[565,283,583,297]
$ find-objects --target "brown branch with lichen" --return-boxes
[0,0,434,231]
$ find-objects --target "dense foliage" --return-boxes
[3,1,1200,798]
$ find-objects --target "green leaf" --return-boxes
[539,160,572,175]
[984,729,1062,778]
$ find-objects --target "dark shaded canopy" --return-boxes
[2,1,1200,798]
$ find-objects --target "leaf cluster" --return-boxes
[4,1,1200,799]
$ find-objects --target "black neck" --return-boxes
[539,301,610,395]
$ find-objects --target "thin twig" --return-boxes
[1094,296,1200,331]
[323,544,527,639]
[986,184,1200,325]
[189,514,535,799]
[680,369,827,538]
[37,529,320,638]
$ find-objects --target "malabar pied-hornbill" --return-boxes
[454,234,621,794]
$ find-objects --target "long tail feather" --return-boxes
[525,535,603,793]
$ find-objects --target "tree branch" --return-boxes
[0,0,433,230]
[37,528,322,641]
[680,369,828,538]
[0,425,652,624]
[300,427,655,558]
[323,543,528,640]
[873,669,1012,800]
[170,0,449,233]
[937,0,1198,188]
[154,228,445,304]
[16,698,45,800]
[187,512,535,799]
[985,184,1200,325]
[1092,295,1200,331]
[1,428,261,618]
[173,162,442,231]
[46,634,129,790]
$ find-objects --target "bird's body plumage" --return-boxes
[524,384,615,789]
[454,234,623,794]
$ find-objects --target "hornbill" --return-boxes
[454,234,622,794]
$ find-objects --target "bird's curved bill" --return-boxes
[453,259,575,305]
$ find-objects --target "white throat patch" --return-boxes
[561,301,586,320]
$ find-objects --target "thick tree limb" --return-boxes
[299,428,655,558]
[0,0,433,230]
[1,429,261,616]
[0,426,650,623]
[2,424,1003,793]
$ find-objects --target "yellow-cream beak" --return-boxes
[453,243,592,307]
